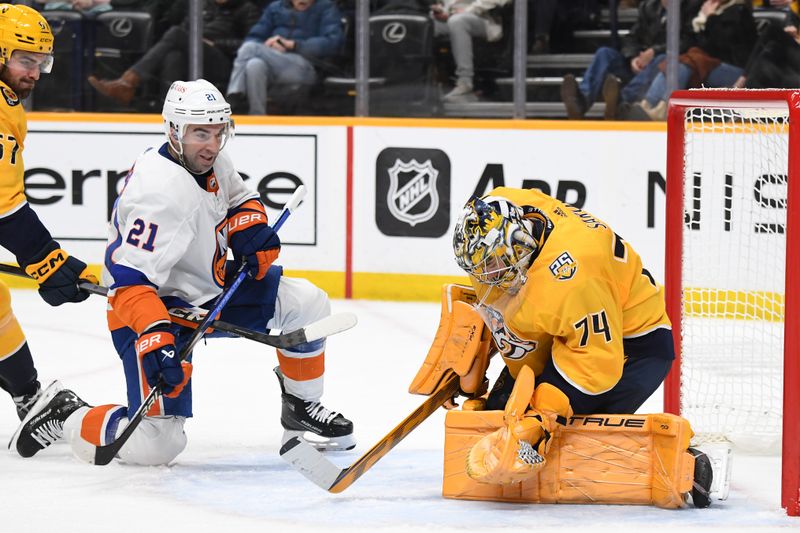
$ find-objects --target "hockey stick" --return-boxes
[280,372,460,493]
[0,262,356,350]
[93,185,307,465]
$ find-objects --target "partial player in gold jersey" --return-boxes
[414,186,675,484]
[0,5,95,432]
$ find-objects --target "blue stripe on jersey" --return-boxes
[104,208,124,276]
[105,406,128,443]
[108,263,156,290]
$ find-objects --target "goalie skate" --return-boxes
[274,367,355,451]
[691,440,732,501]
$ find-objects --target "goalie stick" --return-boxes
[280,372,460,493]
[93,185,307,465]
[0,263,356,350]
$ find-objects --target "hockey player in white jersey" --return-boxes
[12,79,355,464]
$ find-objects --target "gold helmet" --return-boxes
[0,4,53,72]
[453,195,539,291]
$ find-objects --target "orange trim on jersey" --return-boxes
[80,404,120,446]
[107,285,170,334]
[236,199,266,214]
[277,351,325,381]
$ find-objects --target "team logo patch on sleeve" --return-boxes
[1,87,19,106]
[549,251,578,281]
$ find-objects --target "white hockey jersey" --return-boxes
[103,144,257,307]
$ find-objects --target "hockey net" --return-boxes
[664,89,800,516]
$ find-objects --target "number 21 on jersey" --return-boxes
[126,218,158,252]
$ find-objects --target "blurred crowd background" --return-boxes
[15,0,800,119]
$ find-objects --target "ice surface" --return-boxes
[0,291,795,532]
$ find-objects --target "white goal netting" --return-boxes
[680,105,788,453]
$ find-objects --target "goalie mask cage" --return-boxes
[664,89,800,516]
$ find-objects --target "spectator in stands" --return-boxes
[431,0,511,103]
[37,0,112,14]
[86,0,261,106]
[226,0,343,115]
[632,0,758,120]
[737,0,800,87]
[561,0,702,120]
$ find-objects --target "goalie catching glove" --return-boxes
[228,199,280,280]
[23,240,98,306]
[409,283,494,399]
[135,325,192,398]
[466,365,572,484]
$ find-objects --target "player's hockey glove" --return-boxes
[23,240,99,306]
[135,325,192,398]
[466,365,571,484]
[228,200,280,280]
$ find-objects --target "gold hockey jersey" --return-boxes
[0,81,26,217]
[474,187,671,396]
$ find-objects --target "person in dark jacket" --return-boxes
[561,0,702,120]
[741,1,800,88]
[87,0,261,105]
[226,0,343,115]
[636,0,758,120]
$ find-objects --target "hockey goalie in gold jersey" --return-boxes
[411,187,677,488]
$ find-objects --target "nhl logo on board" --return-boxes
[386,158,438,227]
[375,147,450,238]
[549,251,578,281]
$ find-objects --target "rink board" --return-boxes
[3,114,673,300]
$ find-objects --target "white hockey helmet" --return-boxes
[162,79,233,154]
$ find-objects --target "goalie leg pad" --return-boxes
[446,410,697,509]
[409,284,492,396]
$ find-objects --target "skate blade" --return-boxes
[282,430,356,452]
[7,380,64,452]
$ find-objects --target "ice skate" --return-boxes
[8,380,64,449]
[10,386,88,458]
[274,367,355,451]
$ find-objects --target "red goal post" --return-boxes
[664,89,800,516]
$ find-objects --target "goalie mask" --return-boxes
[453,196,539,291]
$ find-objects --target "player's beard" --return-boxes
[0,67,34,99]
